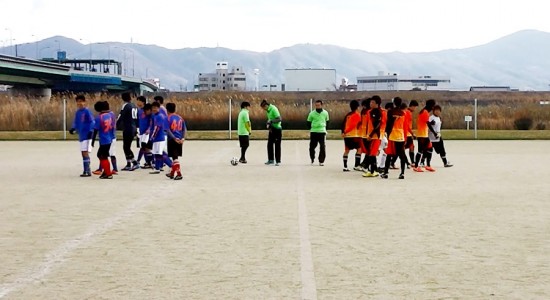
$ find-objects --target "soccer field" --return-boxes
[1,140,549,299]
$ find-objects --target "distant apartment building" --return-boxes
[198,62,246,91]
[284,68,337,91]
[357,72,451,91]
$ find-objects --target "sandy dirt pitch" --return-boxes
[0,139,549,299]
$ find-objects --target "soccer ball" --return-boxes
[230,157,239,166]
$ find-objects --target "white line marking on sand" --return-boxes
[295,141,318,300]
[0,185,175,299]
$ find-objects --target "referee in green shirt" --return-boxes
[237,101,251,163]
[260,99,282,166]
[307,100,330,166]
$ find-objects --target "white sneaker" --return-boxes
[319,162,324,166]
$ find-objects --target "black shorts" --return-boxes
[432,139,446,156]
[97,143,111,159]
[405,136,414,149]
[417,137,432,152]
[140,139,153,150]
[167,139,183,158]
[239,135,250,148]
[344,137,361,150]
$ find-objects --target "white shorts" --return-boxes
[140,134,150,144]
[79,139,92,152]
[109,138,117,156]
[152,141,166,155]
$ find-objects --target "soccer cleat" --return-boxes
[274,162,280,166]
[112,170,118,175]
[353,166,364,172]
[142,163,152,169]
[166,173,174,179]
[412,167,424,172]
[444,162,454,167]
[121,165,132,171]
[380,173,388,179]
[130,164,140,171]
[239,159,247,164]
[173,174,183,180]
[343,168,350,172]
[398,173,405,179]
[371,171,380,177]
[92,169,102,175]
[319,162,324,166]
[99,174,113,179]
[80,172,91,177]
[362,172,374,178]
[265,160,274,165]
[149,170,161,174]
[425,166,436,172]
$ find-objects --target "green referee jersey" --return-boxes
[266,104,282,129]
[307,109,329,133]
[237,109,250,135]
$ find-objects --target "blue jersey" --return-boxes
[138,108,152,134]
[108,111,117,140]
[72,107,95,141]
[168,113,186,140]
[150,112,167,142]
[94,112,115,145]
[160,106,170,128]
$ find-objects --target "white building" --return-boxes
[198,62,246,91]
[357,72,451,91]
[284,68,337,92]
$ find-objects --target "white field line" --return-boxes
[295,141,318,300]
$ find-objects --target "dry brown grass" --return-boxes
[1,91,550,131]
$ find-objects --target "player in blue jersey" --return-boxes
[165,102,186,180]
[91,101,115,179]
[153,95,172,170]
[149,102,178,174]
[136,96,154,168]
[91,101,119,175]
[69,94,95,177]
[117,92,139,171]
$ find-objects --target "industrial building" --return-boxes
[197,62,246,91]
[283,68,337,92]
[357,72,451,91]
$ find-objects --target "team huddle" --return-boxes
[341,96,453,179]
[70,93,187,180]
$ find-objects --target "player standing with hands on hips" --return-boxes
[307,100,329,166]
[117,92,139,171]
[261,99,282,166]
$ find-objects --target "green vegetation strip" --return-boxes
[1,130,550,141]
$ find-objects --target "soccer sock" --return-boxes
[110,156,118,171]
[400,154,406,174]
[145,152,153,164]
[154,154,163,170]
[240,147,246,160]
[426,151,433,167]
[343,155,348,168]
[100,159,111,176]
[137,148,144,163]
[172,160,180,176]
[409,150,415,166]
[384,155,392,173]
[83,157,90,173]
[415,153,422,167]
[163,154,173,168]
[126,159,131,167]
[442,156,448,165]
[360,154,369,167]
[370,156,377,173]
[355,154,361,167]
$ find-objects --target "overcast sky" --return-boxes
[1,0,549,53]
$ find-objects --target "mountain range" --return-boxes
[2,29,550,91]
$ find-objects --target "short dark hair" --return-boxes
[166,102,176,113]
[315,100,323,105]
[121,92,131,102]
[152,101,160,108]
[372,97,381,105]
[433,105,442,111]
[409,100,419,107]
[75,94,85,101]
[260,99,269,107]
[400,103,408,110]
[350,100,359,111]
[154,96,164,104]
[392,97,402,107]
[241,101,251,109]
[137,96,146,103]
[384,102,394,110]
[143,103,152,111]
[371,95,382,102]
[426,99,436,108]
[361,98,370,107]
[103,101,110,111]
[94,101,103,112]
